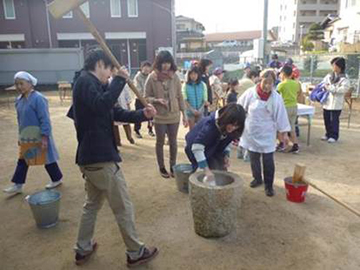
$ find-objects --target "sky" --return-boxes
[175,0,281,33]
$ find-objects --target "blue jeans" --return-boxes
[323,109,342,140]
[11,159,63,184]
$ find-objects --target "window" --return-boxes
[111,0,121,17]
[3,0,15,19]
[127,0,138,17]
[80,2,90,18]
[63,11,73,18]
[177,24,186,30]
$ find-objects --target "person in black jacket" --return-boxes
[199,59,213,115]
[71,49,158,267]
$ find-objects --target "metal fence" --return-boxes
[0,48,84,86]
[287,53,360,95]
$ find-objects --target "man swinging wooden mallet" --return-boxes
[48,0,159,267]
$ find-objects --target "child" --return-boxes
[133,61,155,138]
[182,66,208,130]
[185,103,246,180]
[277,65,302,153]
[3,71,63,195]
[199,59,213,115]
[110,68,135,146]
[114,85,136,145]
[209,67,226,110]
[226,79,239,104]
[238,69,260,98]
[238,69,290,197]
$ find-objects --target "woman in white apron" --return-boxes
[238,69,290,197]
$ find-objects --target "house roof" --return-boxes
[176,15,205,29]
[320,14,340,29]
[205,30,276,42]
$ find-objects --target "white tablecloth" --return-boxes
[297,103,315,116]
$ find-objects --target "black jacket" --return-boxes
[72,71,147,165]
[201,73,212,104]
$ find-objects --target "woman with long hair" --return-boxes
[145,51,188,178]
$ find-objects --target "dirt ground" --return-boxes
[1,92,360,270]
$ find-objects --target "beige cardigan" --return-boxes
[145,71,185,124]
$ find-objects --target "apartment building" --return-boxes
[279,0,340,43]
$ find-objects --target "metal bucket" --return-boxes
[26,190,61,229]
[173,164,193,193]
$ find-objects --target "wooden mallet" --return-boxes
[48,0,148,106]
[292,164,360,218]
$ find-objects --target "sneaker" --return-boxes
[321,136,328,141]
[288,144,299,154]
[250,179,263,188]
[328,138,337,143]
[75,242,98,266]
[265,187,275,197]
[148,130,155,137]
[135,131,142,139]
[276,142,285,152]
[127,246,159,268]
[45,179,63,189]
[159,168,170,179]
[3,184,23,194]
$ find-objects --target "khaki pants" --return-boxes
[75,162,144,258]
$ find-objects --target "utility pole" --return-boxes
[262,0,269,67]
[44,0,53,48]
[152,1,176,60]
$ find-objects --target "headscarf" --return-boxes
[14,71,38,86]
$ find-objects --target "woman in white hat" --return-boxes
[3,71,63,195]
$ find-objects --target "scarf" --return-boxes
[256,84,271,101]
[155,69,174,82]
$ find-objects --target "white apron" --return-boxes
[238,86,290,153]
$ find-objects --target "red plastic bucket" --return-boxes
[284,177,309,203]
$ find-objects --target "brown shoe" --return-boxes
[75,242,98,266]
[127,246,159,268]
